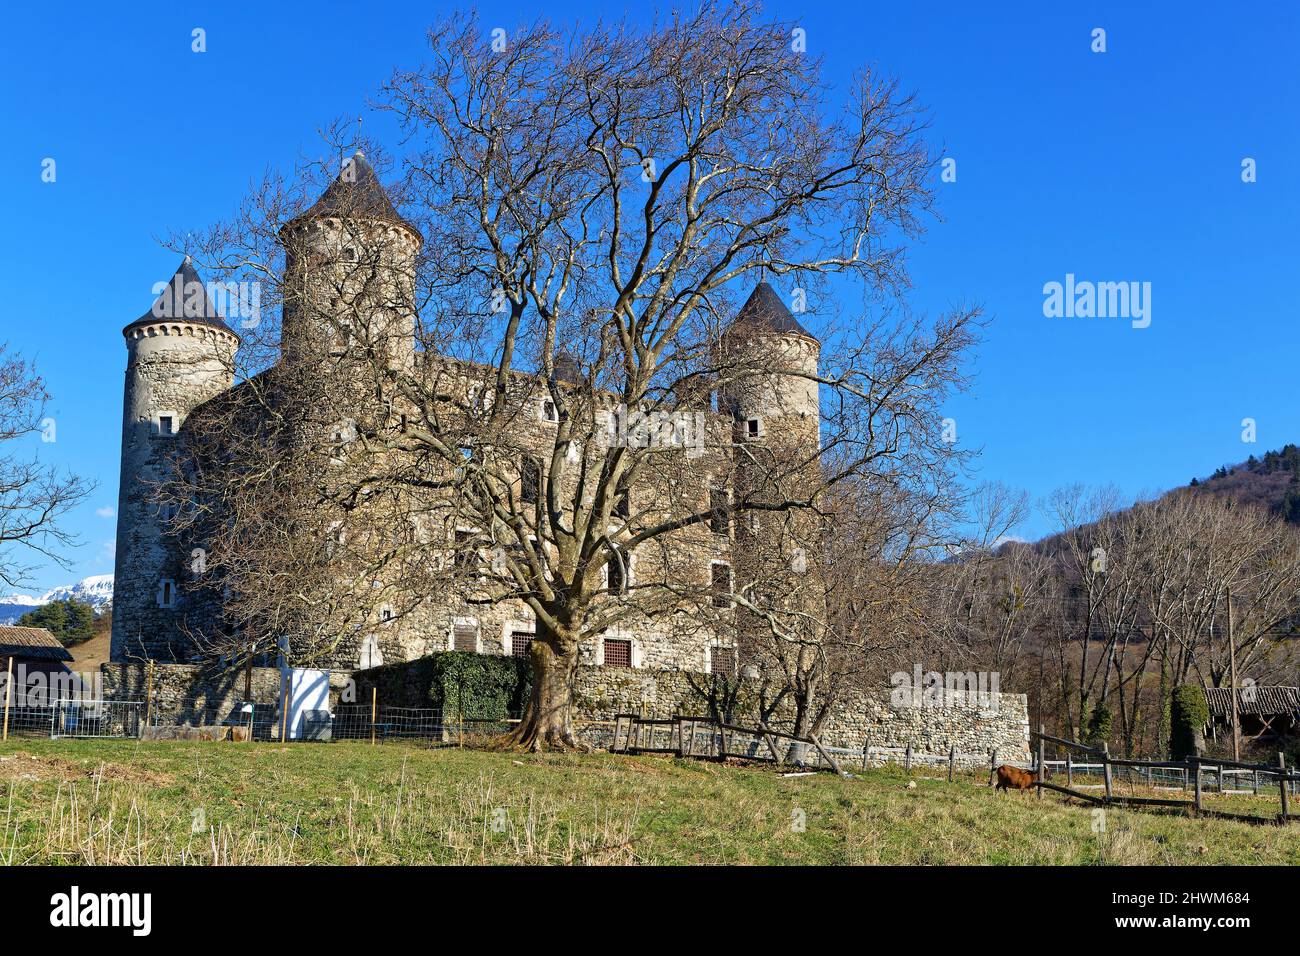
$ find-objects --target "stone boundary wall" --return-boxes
[100,659,1030,765]
[573,668,1030,767]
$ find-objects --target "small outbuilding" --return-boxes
[0,625,74,675]
[1204,685,1300,746]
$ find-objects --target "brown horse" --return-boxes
[993,764,1038,791]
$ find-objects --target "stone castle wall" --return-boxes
[572,667,1029,767]
[117,655,1028,764]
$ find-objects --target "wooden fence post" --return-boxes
[1066,751,1073,788]
[143,658,155,730]
[948,745,956,783]
[2,656,12,741]
[862,736,871,771]
[1193,759,1203,815]
[904,744,912,773]
[1037,724,1046,799]
[1101,743,1113,803]
[1279,753,1291,822]
[280,672,291,742]
[370,687,377,746]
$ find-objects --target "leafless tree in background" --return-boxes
[0,347,92,590]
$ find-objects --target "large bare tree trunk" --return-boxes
[502,630,583,751]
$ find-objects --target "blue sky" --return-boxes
[1,1,1297,592]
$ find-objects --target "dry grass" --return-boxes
[1,738,1298,865]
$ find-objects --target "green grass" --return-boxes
[2,738,1298,864]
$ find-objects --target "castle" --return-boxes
[109,151,823,678]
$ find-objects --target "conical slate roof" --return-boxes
[289,150,420,239]
[553,351,583,384]
[124,257,235,334]
[729,282,817,342]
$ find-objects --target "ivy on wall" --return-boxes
[428,652,532,722]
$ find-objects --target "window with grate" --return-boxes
[510,631,534,658]
[453,621,478,653]
[614,487,630,519]
[711,563,732,608]
[710,645,736,675]
[603,638,632,668]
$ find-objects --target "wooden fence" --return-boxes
[610,714,849,774]
[608,714,1012,779]
[1031,725,1299,824]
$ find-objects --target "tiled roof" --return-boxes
[288,150,420,240]
[1204,685,1300,717]
[729,282,817,342]
[123,257,236,336]
[0,626,74,662]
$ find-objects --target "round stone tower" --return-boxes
[279,150,422,373]
[110,258,239,662]
[717,282,821,450]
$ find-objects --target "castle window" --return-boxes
[708,489,729,535]
[614,488,630,519]
[710,644,737,676]
[510,631,534,659]
[153,411,178,438]
[521,456,540,505]
[343,246,357,262]
[711,562,732,608]
[606,549,627,596]
[157,578,176,609]
[602,638,632,669]
[745,417,763,439]
[453,619,479,653]
[541,399,558,423]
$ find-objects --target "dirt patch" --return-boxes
[0,752,172,786]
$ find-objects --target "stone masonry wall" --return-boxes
[100,662,353,728]
[102,658,1029,767]
[573,667,1029,767]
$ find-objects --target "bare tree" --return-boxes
[162,4,981,750]
[0,347,92,589]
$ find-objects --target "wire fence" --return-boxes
[1043,758,1300,797]
[1033,726,1299,824]
[0,692,527,745]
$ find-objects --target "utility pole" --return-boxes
[1228,589,1240,762]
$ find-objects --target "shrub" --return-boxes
[1169,685,1209,760]
[1085,704,1113,747]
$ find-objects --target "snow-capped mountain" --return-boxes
[0,574,114,624]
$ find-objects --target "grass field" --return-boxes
[2,738,1298,865]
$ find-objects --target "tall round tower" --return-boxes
[717,282,821,449]
[279,150,422,373]
[718,283,823,668]
[110,258,239,662]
